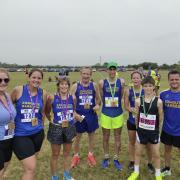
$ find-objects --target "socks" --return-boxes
[104,154,109,159]
[114,154,118,160]
[155,169,161,176]
[134,165,140,173]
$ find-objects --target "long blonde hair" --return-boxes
[0,68,10,79]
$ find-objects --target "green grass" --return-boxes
[4,71,180,180]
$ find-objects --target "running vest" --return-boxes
[160,89,180,136]
[102,79,123,117]
[52,94,75,125]
[75,82,96,114]
[14,84,44,136]
[138,96,159,132]
[128,88,144,124]
[0,95,16,140]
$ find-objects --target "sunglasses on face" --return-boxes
[0,78,10,84]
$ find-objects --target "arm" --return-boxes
[135,98,140,126]
[98,79,104,100]
[42,90,48,123]
[157,98,163,124]
[11,86,23,103]
[124,87,131,112]
[45,94,53,122]
[93,82,101,112]
[70,83,82,122]
[120,78,126,98]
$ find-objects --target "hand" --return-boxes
[93,104,100,113]
[73,112,82,122]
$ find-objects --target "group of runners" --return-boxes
[0,62,179,180]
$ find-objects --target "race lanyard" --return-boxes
[107,79,117,99]
[27,85,39,116]
[0,93,14,121]
[58,93,69,119]
[132,86,142,99]
[142,96,155,117]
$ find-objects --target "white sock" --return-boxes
[134,165,139,173]
[155,169,161,176]
[104,154,109,159]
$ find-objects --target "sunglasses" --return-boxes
[0,78,10,84]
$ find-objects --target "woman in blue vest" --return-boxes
[11,68,47,180]
[124,71,154,173]
[46,77,76,180]
[0,68,16,179]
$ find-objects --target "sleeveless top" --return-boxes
[0,95,16,140]
[102,79,123,117]
[14,84,44,136]
[75,82,96,114]
[138,96,159,132]
[128,88,144,124]
[52,94,75,125]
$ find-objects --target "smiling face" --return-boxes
[131,72,142,87]
[107,67,117,79]
[0,72,10,93]
[80,68,92,84]
[168,73,180,91]
[59,80,69,95]
[143,83,155,96]
[28,71,43,88]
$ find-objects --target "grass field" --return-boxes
[4,71,180,180]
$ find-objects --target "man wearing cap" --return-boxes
[99,61,125,170]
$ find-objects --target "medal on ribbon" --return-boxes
[27,85,39,127]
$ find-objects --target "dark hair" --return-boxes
[168,70,180,79]
[141,76,155,86]
[28,68,43,79]
[131,71,143,79]
[56,76,70,89]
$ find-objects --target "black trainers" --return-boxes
[161,167,171,177]
[128,161,134,171]
[147,163,155,174]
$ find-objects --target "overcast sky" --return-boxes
[0,0,180,66]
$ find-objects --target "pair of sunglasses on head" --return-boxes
[0,78,10,84]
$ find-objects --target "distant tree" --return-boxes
[103,62,108,67]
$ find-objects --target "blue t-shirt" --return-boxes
[14,85,44,136]
[0,95,16,140]
[52,94,75,125]
[160,89,180,136]
[102,79,123,117]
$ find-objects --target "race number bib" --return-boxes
[79,95,93,106]
[57,110,73,124]
[21,109,38,122]
[139,113,156,130]
[105,97,119,107]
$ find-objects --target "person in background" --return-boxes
[45,77,76,180]
[124,71,155,173]
[160,70,180,177]
[0,68,16,180]
[128,76,163,180]
[99,61,125,171]
[11,68,47,180]
[71,67,101,168]
[148,68,161,95]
